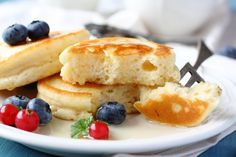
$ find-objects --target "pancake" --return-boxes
[37,74,139,120]
[134,82,222,127]
[59,37,180,86]
[0,29,90,90]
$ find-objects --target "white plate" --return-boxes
[0,44,236,156]
[0,69,235,157]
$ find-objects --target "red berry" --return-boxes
[15,109,39,132]
[89,121,109,140]
[0,104,19,126]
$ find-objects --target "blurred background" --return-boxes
[0,0,236,51]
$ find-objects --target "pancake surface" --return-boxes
[59,37,180,86]
[135,82,222,127]
[0,29,90,90]
[37,74,139,120]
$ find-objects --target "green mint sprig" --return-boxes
[71,116,93,139]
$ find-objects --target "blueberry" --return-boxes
[218,46,236,59]
[27,20,49,40]
[2,24,28,45]
[96,102,126,125]
[27,98,52,125]
[2,95,30,109]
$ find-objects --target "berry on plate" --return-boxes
[2,24,28,45]
[89,121,109,140]
[2,95,30,109]
[96,102,126,125]
[27,20,49,40]
[15,109,39,132]
[27,98,52,125]
[0,104,19,126]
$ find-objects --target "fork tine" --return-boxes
[185,73,204,87]
[185,78,196,87]
[180,62,192,79]
[180,62,205,87]
[180,40,213,87]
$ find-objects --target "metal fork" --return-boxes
[180,40,213,87]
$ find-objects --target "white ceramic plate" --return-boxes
[0,45,236,157]
[0,68,235,157]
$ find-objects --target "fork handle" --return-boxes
[193,40,213,70]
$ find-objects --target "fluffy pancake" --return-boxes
[134,82,222,127]
[59,37,180,86]
[0,29,90,90]
[37,74,139,120]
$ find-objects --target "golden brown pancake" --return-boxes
[135,82,222,127]
[37,74,139,120]
[59,37,180,86]
[0,29,90,90]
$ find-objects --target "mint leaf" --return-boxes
[71,116,93,138]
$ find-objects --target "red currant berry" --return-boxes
[15,109,39,132]
[89,121,109,140]
[0,104,19,126]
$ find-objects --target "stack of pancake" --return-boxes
[38,37,181,120]
[0,29,221,126]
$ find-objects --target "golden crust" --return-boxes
[135,95,209,126]
[66,37,172,56]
